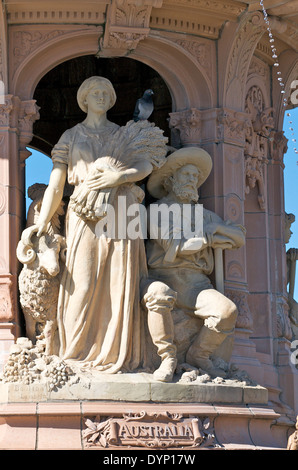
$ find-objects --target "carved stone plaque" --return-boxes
[83,411,217,449]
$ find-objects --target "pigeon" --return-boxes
[133,89,154,122]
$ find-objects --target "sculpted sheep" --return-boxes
[17,183,66,355]
[17,229,65,355]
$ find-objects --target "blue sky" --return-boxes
[25,111,298,300]
[283,107,298,299]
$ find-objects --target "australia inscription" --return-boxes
[83,411,218,449]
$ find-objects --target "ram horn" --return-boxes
[21,225,39,247]
[16,240,36,265]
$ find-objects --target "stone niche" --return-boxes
[0,1,297,450]
[31,55,172,156]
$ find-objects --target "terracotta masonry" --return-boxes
[0,400,286,450]
[0,0,298,450]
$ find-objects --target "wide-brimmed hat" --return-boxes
[147,147,212,199]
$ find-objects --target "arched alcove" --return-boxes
[31,55,172,156]
[11,31,213,110]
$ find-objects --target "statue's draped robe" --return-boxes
[51,123,148,373]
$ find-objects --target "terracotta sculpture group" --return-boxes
[16,77,246,382]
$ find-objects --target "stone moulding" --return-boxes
[0,400,292,450]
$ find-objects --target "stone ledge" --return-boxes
[0,399,292,450]
[0,372,268,404]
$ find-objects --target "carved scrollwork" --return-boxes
[83,413,219,449]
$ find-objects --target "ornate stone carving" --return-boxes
[13,30,66,71]
[0,95,13,127]
[17,184,66,354]
[83,412,218,449]
[174,39,213,79]
[244,85,274,210]
[225,195,242,223]
[217,108,249,146]
[248,56,270,84]
[11,27,99,76]
[270,130,288,168]
[225,288,253,331]
[287,416,298,450]
[97,0,163,57]
[0,277,15,322]
[18,99,40,161]
[168,108,201,146]
[1,336,74,388]
[146,147,246,379]
[225,12,265,106]
[276,297,293,341]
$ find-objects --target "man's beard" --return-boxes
[171,180,199,203]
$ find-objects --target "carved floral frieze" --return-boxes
[13,30,66,71]
[10,26,101,77]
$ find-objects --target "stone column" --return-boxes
[0,95,22,369]
[269,130,298,414]
[169,106,264,380]
[0,93,39,370]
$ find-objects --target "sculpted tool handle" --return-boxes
[214,247,224,294]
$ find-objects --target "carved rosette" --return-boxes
[97,0,163,57]
[244,85,275,210]
[169,108,201,147]
[83,412,219,449]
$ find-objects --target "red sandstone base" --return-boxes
[0,401,293,450]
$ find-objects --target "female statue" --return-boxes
[26,76,168,373]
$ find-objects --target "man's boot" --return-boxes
[144,281,177,382]
[185,325,228,378]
